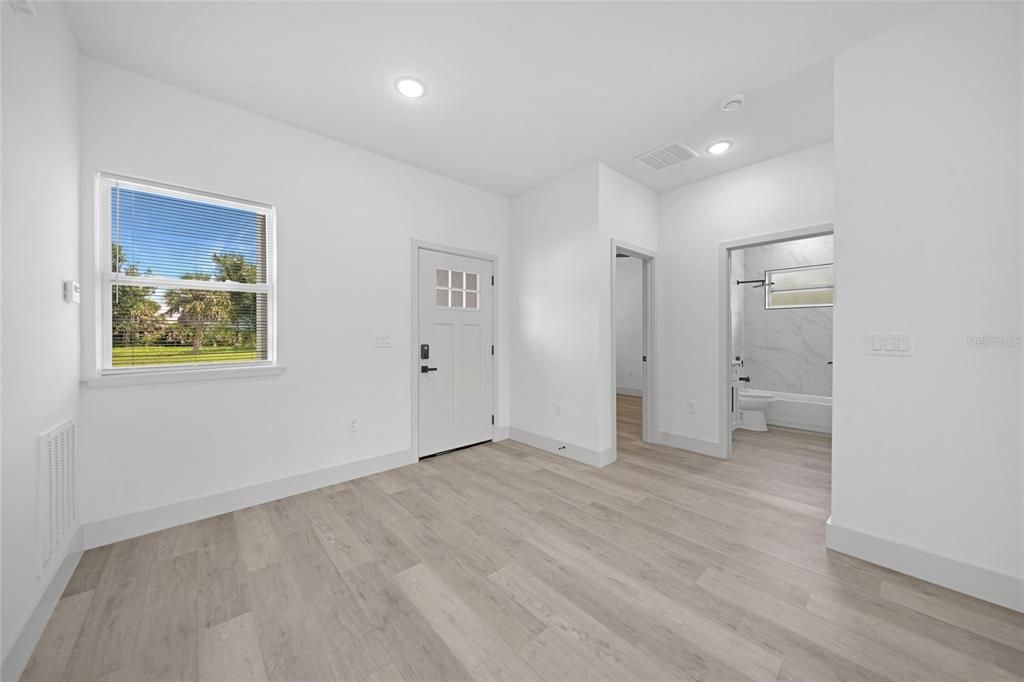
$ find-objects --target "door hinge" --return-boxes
[491,414,495,425]
[491,275,495,286]
[642,355,647,362]
[491,344,494,356]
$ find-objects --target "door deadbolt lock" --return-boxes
[420,344,430,360]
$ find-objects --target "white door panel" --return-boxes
[418,250,494,457]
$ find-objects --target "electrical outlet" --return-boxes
[687,400,696,414]
[347,418,360,432]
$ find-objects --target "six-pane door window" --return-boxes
[435,268,479,309]
[101,176,275,372]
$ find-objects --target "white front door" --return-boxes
[417,249,494,457]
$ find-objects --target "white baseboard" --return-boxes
[2,525,84,682]
[826,518,1024,613]
[652,430,725,459]
[85,449,415,549]
[509,428,616,468]
[493,426,510,442]
[615,387,642,397]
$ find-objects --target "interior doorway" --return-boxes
[611,241,656,454]
[615,253,644,442]
[720,224,835,460]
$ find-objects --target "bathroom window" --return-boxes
[765,263,834,309]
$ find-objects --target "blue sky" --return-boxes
[112,187,261,280]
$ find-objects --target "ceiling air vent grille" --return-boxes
[635,143,697,171]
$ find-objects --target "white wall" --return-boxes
[510,164,602,454]
[598,163,659,249]
[509,162,656,462]
[615,257,643,393]
[77,59,509,531]
[831,4,1023,604]
[1,0,80,660]
[657,143,834,454]
[597,164,658,452]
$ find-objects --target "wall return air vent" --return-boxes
[635,142,697,171]
[38,418,76,574]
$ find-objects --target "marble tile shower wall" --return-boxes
[730,248,745,363]
[741,235,834,397]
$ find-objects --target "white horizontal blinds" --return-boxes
[111,185,267,283]
[111,286,269,367]
[108,181,271,369]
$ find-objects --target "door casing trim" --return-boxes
[609,239,657,459]
[410,240,500,459]
[719,222,834,459]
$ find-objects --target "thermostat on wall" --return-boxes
[63,281,80,304]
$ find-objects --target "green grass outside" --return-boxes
[112,345,260,367]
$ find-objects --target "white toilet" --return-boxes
[738,389,775,431]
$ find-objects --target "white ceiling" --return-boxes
[65,2,927,197]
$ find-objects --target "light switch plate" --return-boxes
[866,332,913,357]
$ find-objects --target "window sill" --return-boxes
[83,365,285,388]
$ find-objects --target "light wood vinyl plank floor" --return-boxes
[22,395,1024,681]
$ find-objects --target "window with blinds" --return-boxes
[100,175,275,372]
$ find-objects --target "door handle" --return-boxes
[420,365,438,373]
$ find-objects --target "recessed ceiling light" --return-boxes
[395,77,426,99]
[706,140,733,155]
[721,93,745,112]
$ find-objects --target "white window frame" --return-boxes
[96,174,278,377]
[764,262,834,310]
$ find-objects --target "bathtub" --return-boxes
[764,390,832,433]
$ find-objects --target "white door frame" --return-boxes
[719,223,834,459]
[410,240,500,459]
[610,239,657,456]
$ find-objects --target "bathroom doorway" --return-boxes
[720,225,835,460]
